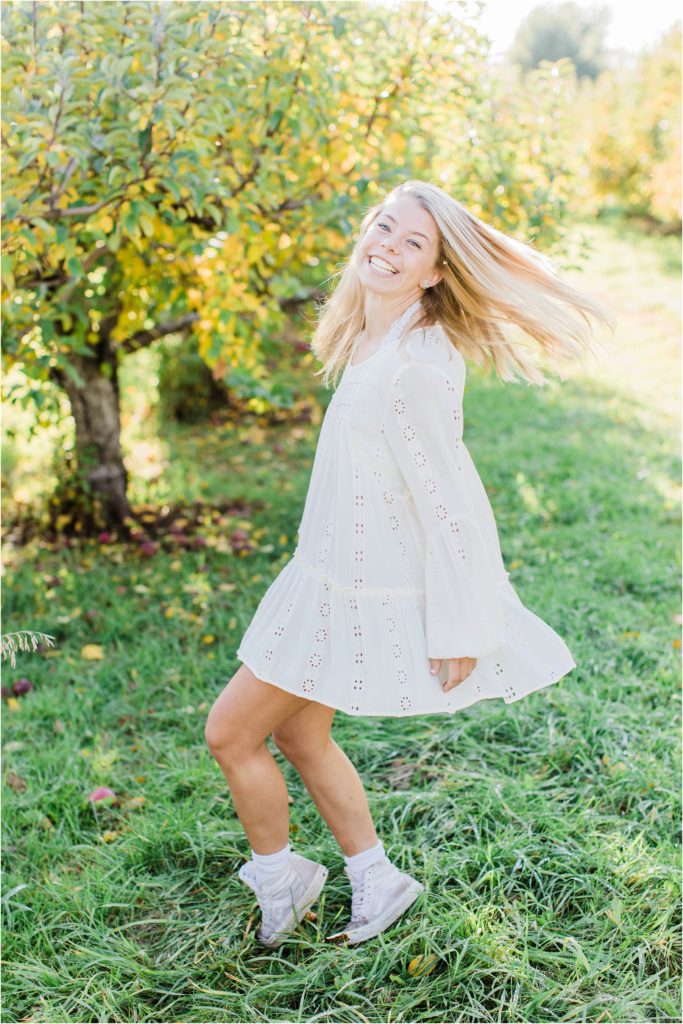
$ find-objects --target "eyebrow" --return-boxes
[381,213,431,244]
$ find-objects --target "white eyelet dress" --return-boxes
[236,298,577,716]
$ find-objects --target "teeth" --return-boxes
[370,256,397,273]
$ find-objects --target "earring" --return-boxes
[420,279,430,289]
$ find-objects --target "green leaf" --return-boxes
[3,196,21,219]
[123,208,138,234]
[62,360,86,389]
[332,15,346,38]
[163,178,182,202]
[30,217,54,234]
[205,202,223,226]
[138,125,152,154]
[39,318,55,343]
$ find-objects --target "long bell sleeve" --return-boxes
[383,358,506,659]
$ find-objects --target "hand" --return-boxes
[429,657,477,692]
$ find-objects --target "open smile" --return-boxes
[367,255,399,275]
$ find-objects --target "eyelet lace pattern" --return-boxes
[236,318,578,717]
[383,360,511,661]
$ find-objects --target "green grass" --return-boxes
[1,219,681,1022]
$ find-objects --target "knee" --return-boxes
[204,704,242,763]
[204,708,225,756]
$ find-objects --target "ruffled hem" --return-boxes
[235,552,577,718]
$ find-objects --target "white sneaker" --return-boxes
[238,852,329,948]
[326,858,424,945]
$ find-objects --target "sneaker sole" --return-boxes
[258,863,329,948]
[325,878,424,945]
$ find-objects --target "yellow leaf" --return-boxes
[6,697,20,711]
[202,635,215,645]
[100,830,119,843]
[122,796,146,810]
[407,953,438,976]
[81,644,104,660]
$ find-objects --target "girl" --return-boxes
[205,180,616,949]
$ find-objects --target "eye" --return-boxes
[377,222,421,249]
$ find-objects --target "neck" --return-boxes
[362,291,423,341]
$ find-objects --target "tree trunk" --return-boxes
[47,307,199,532]
[58,352,132,528]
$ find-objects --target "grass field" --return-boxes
[2,218,681,1022]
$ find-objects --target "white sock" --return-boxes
[344,840,388,884]
[250,842,291,883]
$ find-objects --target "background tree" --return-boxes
[509,1,611,80]
[580,23,681,229]
[545,21,682,231]
[1,0,580,533]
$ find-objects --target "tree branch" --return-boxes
[278,288,326,311]
[118,312,199,354]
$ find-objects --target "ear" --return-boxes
[430,260,447,288]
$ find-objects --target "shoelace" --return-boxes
[259,891,278,931]
[349,864,377,925]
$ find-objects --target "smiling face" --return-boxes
[358,193,443,298]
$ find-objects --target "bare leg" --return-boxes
[272,703,379,857]
[204,664,314,854]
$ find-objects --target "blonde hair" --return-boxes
[309,179,616,389]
